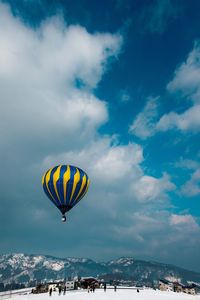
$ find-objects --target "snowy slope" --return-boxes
[7,288,200,300]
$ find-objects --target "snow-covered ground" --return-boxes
[3,288,200,300]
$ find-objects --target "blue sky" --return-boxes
[1,0,200,272]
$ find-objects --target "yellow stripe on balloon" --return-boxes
[69,168,80,204]
[79,178,90,201]
[45,168,58,205]
[42,174,45,185]
[53,165,62,205]
[63,165,70,204]
[73,174,87,203]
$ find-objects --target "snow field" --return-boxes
[6,288,200,300]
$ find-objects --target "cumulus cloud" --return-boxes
[0,1,125,256]
[131,173,175,203]
[167,41,200,100]
[40,137,147,219]
[91,142,142,184]
[129,97,159,139]
[181,169,200,197]
[111,211,200,266]
[175,158,200,170]
[0,2,122,155]
[174,158,200,198]
[42,136,143,183]
[168,214,200,256]
[0,2,174,215]
[158,42,200,133]
[169,214,199,230]
[130,42,200,139]
[42,135,175,207]
[156,104,200,132]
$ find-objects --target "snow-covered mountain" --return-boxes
[0,254,200,286]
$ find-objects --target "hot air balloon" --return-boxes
[42,165,90,222]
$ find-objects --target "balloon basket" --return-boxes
[62,215,66,222]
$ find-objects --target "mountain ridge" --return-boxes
[0,253,200,286]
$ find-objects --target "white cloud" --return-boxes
[113,212,166,244]
[166,214,200,255]
[157,42,200,133]
[91,143,143,183]
[130,42,200,138]
[40,134,176,252]
[169,214,199,230]
[40,136,143,207]
[42,134,176,205]
[0,2,122,151]
[167,42,200,101]
[129,97,159,139]
[156,104,200,132]
[174,158,200,170]
[131,173,175,203]
[111,211,200,264]
[181,169,200,197]
[42,136,143,186]
[174,159,200,198]
[0,2,175,214]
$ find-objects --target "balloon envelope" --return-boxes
[42,165,90,215]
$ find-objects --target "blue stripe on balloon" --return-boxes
[65,166,76,206]
[43,172,60,208]
[48,166,61,205]
[57,165,67,205]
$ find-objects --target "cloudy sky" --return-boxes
[1,0,200,272]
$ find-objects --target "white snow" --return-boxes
[5,254,45,269]
[165,276,181,283]
[5,288,200,300]
[108,258,134,266]
[67,258,88,263]
[32,256,43,265]
[43,261,64,271]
